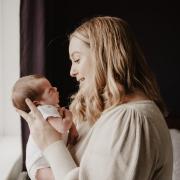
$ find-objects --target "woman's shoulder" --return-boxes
[103,100,161,120]
[92,100,169,147]
[97,100,167,136]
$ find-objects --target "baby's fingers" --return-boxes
[58,107,66,118]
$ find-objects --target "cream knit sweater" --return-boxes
[44,100,173,180]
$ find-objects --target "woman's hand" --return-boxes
[16,98,62,150]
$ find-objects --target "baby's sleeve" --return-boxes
[26,135,50,180]
[37,105,60,120]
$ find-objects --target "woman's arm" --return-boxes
[43,141,77,179]
[16,98,62,150]
[16,98,78,179]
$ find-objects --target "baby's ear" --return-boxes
[33,100,40,106]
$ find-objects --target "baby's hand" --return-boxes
[60,107,73,133]
[58,107,79,145]
[46,106,72,133]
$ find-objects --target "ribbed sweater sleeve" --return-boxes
[43,141,77,180]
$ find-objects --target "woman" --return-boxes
[17,16,173,180]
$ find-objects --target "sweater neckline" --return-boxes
[102,100,154,114]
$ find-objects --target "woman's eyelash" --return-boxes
[74,59,80,63]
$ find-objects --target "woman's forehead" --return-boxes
[69,36,90,56]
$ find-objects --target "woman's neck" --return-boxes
[122,90,149,104]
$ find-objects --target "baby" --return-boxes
[12,74,78,180]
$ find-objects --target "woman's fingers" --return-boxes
[25,98,43,119]
[16,98,44,128]
[16,108,31,124]
[16,98,63,150]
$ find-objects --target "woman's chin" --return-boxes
[79,80,85,87]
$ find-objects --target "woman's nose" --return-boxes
[70,66,77,77]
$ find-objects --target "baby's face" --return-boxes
[39,79,60,106]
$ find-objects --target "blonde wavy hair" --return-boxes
[69,16,165,123]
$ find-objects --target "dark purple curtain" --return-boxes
[20,0,45,171]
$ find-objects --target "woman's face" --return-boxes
[69,36,93,87]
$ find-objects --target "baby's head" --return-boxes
[12,75,59,112]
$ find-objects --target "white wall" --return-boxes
[0,1,22,179]
[0,0,20,136]
[0,0,3,135]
